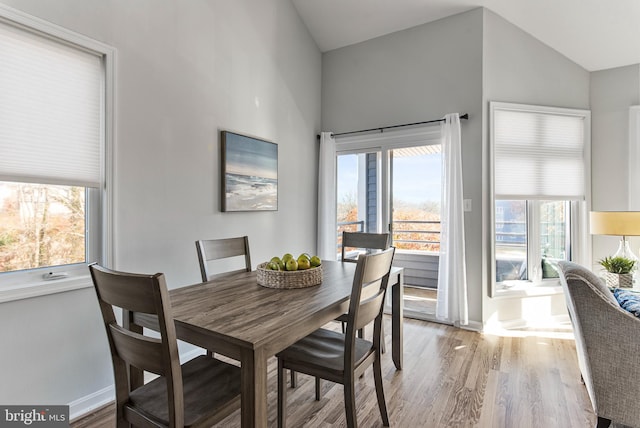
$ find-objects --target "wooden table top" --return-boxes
[168,260,357,352]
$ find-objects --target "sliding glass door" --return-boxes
[336,139,441,318]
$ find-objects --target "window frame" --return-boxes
[489,102,591,297]
[0,4,114,301]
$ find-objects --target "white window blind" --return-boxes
[0,20,103,188]
[492,104,589,200]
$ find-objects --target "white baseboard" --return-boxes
[68,385,114,421]
[69,347,205,421]
[460,320,483,332]
[401,310,483,332]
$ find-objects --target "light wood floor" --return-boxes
[403,286,437,315]
[71,317,597,428]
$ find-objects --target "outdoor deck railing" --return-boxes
[336,220,441,249]
[336,220,564,248]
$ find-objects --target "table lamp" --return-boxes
[590,211,640,262]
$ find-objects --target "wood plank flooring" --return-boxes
[71,317,597,427]
[403,286,437,316]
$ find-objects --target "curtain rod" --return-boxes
[317,113,468,139]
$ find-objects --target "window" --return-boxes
[0,5,113,292]
[391,146,442,253]
[490,102,590,293]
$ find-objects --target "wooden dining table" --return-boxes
[142,260,403,428]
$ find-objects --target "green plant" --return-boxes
[598,256,637,274]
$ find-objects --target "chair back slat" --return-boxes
[109,324,166,375]
[91,266,162,315]
[341,232,389,263]
[196,236,251,282]
[354,291,386,331]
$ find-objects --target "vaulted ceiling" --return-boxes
[292,0,640,72]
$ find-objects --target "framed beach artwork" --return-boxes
[221,131,278,212]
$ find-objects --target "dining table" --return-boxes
[138,260,404,428]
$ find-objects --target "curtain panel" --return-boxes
[436,113,469,326]
[317,132,337,260]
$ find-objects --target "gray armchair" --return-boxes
[558,261,640,428]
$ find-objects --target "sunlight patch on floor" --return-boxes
[404,295,436,302]
[483,321,575,340]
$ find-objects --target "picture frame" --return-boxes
[221,130,278,212]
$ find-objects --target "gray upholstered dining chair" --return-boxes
[558,261,640,428]
[195,236,252,282]
[89,264,241,428]
[277,247,395,428]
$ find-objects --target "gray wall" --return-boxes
[482,9,591,325]
[322,8,485,324]
[590,65,640,267]
[0,0,321,416]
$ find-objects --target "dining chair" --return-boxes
[195,236,252,357]
[294,231,390,389]
[338,231,390,348]
[277,247,396,428]
[195,235,252,282]
[341,231,390,263]
[89,264,241,428]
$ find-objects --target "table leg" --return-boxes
[391,270,404,370]
[240,348,268,427]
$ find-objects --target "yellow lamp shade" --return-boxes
[590,211,640,236]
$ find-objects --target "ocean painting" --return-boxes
[221,131,278,211]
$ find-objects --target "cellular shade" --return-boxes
[0,20,103,188]
[493,108,586,200]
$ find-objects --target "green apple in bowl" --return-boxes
[282,253,294,263]
[298,257,311,270]
[270,256,285,270]
[285,258,298,271]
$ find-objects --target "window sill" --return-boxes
[492,280,563,299]
[0,275,93,304]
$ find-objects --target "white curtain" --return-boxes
[436,113,468,326]
[317,132,337,260]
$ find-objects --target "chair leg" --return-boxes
[290,370,297,388]
[596,417,611,428]
[315,377,321,400]
[344,380,357,428]
[278,359,287,428]
[381,322,386,354]
[373,353,390,426]
[206,349,213,358]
